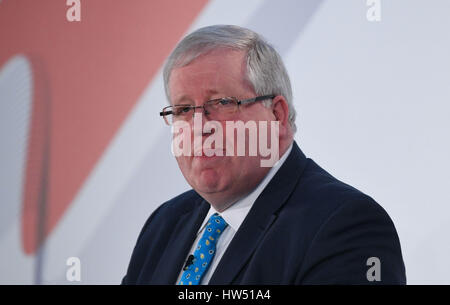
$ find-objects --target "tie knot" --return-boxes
[205,213,228,238]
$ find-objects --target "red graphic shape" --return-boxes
[0,0,208,254]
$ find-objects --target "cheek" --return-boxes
[176,156,192,174]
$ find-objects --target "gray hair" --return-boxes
[163,24,297,133]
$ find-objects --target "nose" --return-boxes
[192,105,204,119]
[190,105,215,138]
[192,104,211,117]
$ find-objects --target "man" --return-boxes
[122,25,406,285]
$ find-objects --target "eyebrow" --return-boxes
[205,89,219,97]
[173,95,193,105]
[173,89,222,105]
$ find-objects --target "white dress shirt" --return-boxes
[176,144,293,284]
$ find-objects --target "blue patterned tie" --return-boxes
[178,213,228,285]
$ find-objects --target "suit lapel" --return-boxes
[209,142,308,284]
[149,197,210,284]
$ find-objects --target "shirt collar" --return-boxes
[198,143,293,234]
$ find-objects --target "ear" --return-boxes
[271,95,291,138]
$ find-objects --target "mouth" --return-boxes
[192,148,226,160]
[193,152,223,159]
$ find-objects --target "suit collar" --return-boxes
[209,141,308,284]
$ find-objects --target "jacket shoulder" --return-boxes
[291,160,406,284]
[292,159,379,218]
[136,189,202,243]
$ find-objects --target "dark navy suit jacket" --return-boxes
[122,142,406,284]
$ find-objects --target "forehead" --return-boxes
[168,49,252,103]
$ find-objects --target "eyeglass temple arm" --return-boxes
[160,111,172,116]
[238,94,276,105]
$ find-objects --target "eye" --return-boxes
[219,98,232,105]
[173,106,192,115]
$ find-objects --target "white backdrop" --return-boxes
[1,0,449,284]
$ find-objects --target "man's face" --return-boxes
[168,49,276,210]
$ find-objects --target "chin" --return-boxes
[193,168,228,193]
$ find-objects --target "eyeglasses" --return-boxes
[159,95,275,126]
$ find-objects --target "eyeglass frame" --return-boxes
[159,94,276,125]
